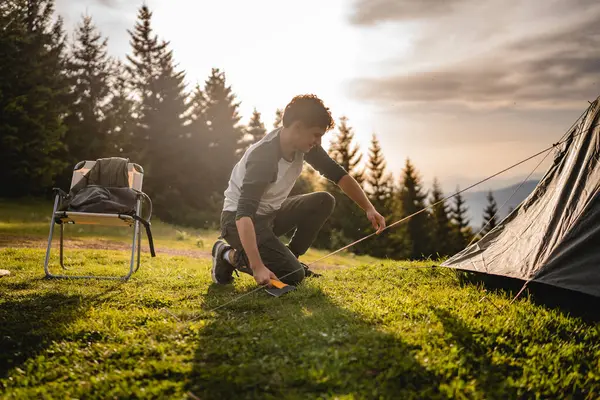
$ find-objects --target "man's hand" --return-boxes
[366,207,386,234]
[252,263,278,287]
[337,175,387,234]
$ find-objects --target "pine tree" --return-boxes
[125,5,191,220]
[187,87,208,156]
[396,158,431,260]
[171,83,222,227]
[125,4,168,164]
[0,0,16,29]
[145,48,191,218]
[357,133,396,258]
[239,108,266,154]
[429,178,452,258]
[481,190,499,236]
[313,117,366,250]
[0,0,70,196]
[185,84,210,188]
[449,187,473,252]
[63,15,113,165]
[105,61,136,157]
[365,134,393,209]
[329,116,364,184]
[202,68,244,194]
[126,4,167,99]
[387,184,412,260]
[274,108,283,129]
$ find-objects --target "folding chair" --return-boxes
[44,160,155,280]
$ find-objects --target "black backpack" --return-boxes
[57,158,156,257]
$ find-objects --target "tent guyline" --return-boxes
[468,152,549,248]
[306,124,587,268]
[191,111,589,317]
[306,105,591,269]
[467,107,589,247]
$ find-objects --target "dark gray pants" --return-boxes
[220,191,335,285]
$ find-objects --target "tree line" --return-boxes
[0,0,503,260]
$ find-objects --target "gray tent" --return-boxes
[442,96,600,298]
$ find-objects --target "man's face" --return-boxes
[290,122,326,153]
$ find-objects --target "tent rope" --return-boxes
[305,126,585,269]
[168,104,592,320]
[467,153,551,247]
[466,113,581,247]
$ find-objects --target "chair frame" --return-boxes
[44,160,146,281]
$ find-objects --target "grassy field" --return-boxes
[1,199,599,399]
[0,198,378,268]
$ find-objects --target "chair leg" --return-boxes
[136,220,142,272]
[44,195,60,278]
[124,220,139,281]
[59,224,69,270]
[134,197,143,274]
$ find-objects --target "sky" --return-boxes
[54,0,600,193]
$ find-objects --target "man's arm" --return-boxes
[337,174,386,233]
[304,145,348,184]
[235,218,263,269]
[337,174,372,211]
[236,217,277,285]
[235,145,278,286]
[305,145,386,233]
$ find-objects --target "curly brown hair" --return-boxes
[282,94,335,131]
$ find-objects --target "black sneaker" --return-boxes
[211,240,235,284]
[301,262,322,278]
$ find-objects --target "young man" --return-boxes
[211,94,386,287]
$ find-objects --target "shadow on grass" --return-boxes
[433,308,522,399]
[0,283,125,379]
[186,283,443,399]
[431,306,596,399]
[455,270,600,322]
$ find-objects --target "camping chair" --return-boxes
[44,159,156,281]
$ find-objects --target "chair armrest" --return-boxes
[52,187,68,198]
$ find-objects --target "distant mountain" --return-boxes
[456,180,540,230]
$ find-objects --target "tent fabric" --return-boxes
[442,96,600,297]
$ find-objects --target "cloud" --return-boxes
[348,0,600,111]
[349,0,467,25]
[352,52,600,111]
[55,0,126,13]
[94,0,124,9]
[350,0,599,26]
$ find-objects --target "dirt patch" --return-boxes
[0,234,211,258]
[0,234,339,271]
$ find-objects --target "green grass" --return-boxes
[0,198,220,251]
[1,199,599,399]
[0,198,377,267]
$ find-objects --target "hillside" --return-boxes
[462,180,540,230]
